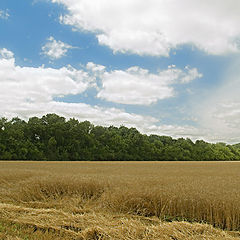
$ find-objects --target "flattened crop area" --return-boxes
[1,161,240,239]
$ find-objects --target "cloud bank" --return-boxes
[3,48,240,143]
[0,48,202,140]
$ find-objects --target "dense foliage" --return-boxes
[0,114,240,161]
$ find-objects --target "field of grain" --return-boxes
[1,161,240,239]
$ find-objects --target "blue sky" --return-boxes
[0,0,240,143]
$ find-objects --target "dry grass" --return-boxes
[1,161,240,239]
[10,176,105,202]
[0,203,239,240]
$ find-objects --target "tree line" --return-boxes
[0,113,240,161]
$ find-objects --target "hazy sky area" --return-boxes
[0,0,240,143]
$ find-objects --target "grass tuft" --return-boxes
[80,227,107,240]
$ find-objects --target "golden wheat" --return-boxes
[1,161,240,239]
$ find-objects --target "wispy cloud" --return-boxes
[0,9,9,20]
[0,48,14,59]
[41,36,75,60]
[194,59,240,143]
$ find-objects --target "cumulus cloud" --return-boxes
[41,36,74,60]
[0,49,94,106]
[97,66,202,105]
[52,0,240,56]
[0,10,9,20]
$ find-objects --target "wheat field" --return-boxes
[1,161,240,239]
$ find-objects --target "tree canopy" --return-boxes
[0,114,240,161]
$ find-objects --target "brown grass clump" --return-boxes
[80,227,106,240]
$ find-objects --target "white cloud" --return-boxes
[181,67,203,83]
[52,0,240,56]
[0,48,14,59]
[97,66,202,105]
[41,36,74,60]
[86,62,105,73]
[0,49,94,106]
[0,10,9,20]
[145,124,205,141]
